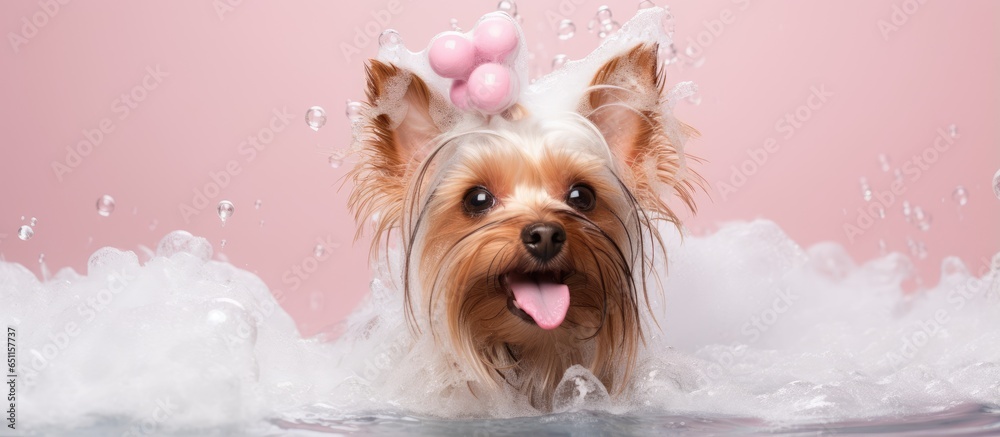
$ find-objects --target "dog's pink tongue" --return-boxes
[510,277,570,330]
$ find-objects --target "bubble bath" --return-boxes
[2,221,999,433]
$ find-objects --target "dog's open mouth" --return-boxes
[501,271,571,330]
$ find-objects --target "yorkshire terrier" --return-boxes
[348,43,698,408]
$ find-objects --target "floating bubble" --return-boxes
[639,0,656,9]
[254,199,262,210]
[497,0,516,15]
[259,219,264,227]
[328,152,344,169]
[17,225,35,241]
[596,5,613,23]
[913,206,932,231]
[96,195,116,217]
[305,106,327,131]
[449,18,461,31]
[314,244,325,258]
[378,29,402,50]
[217,200,235,225]
[220,239,227,249]
[907,238,928,260]
[902,200,912,223]
[878,239,887,254]
[993,169,1000,200]
[345,100,364,122]
[148,219,158,231]
[598,20,620,38]
[951,186,968,207]
[859,177,872,202]
[557,19,576,40]
[948,124,959,139]
[29,217,37,226]
[878,154,890,172]
[551,54,568,70]
[872,203,886,219]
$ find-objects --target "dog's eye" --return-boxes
[566,184,596,211]
[463,187,495,215]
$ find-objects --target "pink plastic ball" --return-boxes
[428,32,476,79]
[467,63,515,114]
[473,17,518,62]
[449,80,469,110]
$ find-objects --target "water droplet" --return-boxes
[217,200,235,225]
[17,225,33,241]
[598,20,620,38]
[557,19,576,40]
[314,244,325,257]
[38,253,44,263]
[552,54,568,70]
[952,186,968,206]
[497,0,517,15]
[328,152,345,169]
[859,177,873,202]
[913,206,932,231]
[220,239,227,249]
[259,219,265,228]
[902,200,912,223]
[893,168,903,183]
[596,5,613,23]
[639,0,656,9]
[993,169,1000,200]
[878,154,890,172]
[948,124,959,139]
[345,100,364,122]
[96,195,116,217]
[378,29,402,50]
[907,238,927,260]
[254,199,262,210]
[29,217,37,226]
[20,216,24,221]
[449,18,461,31]
[305,106,327,131]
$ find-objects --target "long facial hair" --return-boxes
[348,44,700,408]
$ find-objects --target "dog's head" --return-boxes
[349,43,698,403]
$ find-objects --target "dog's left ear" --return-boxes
[349,60,453,246]
[580,43,699,221]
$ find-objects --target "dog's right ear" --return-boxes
[349,60,451,249]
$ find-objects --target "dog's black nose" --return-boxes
[521,223,566,262]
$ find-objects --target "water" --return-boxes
[557,19,576,40]
[305,106,327,131]
[217,199,235,224]
[96,194,116,216]
[40,404,1000,435]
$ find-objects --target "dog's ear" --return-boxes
[349,60,452,247]
[581,43,700,222]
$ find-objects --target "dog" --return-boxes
[348,43,698,408]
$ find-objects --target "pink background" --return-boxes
[2,0,997,335]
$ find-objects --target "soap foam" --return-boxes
[3,222,998,431]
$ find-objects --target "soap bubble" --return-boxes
[17,225,33,241]
[948,124,959,139]
[878,154,891,172]
[497,0,516,15]
[913,206,932,231]
[96,194,116,217]
[217,200,235,225]
[551,54,568,70]
[314,244,325,257]
[254,199,262,210]
[907,238,928,260]
[449,18,461,31]
[552,365,610,413]
[220,239,227,249]
[951,186,968,206]
[378,29,402,50]
[859,177,872,202]
[557,19,575,40]
[902,200,912,222]
[305,106,327,131]
[596,5,613,23]
[639,0,656,9]
[345,100,364,122]
[29,217,37,226]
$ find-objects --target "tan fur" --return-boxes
[349,44,699,409]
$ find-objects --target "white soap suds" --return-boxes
[3,222,998,431]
